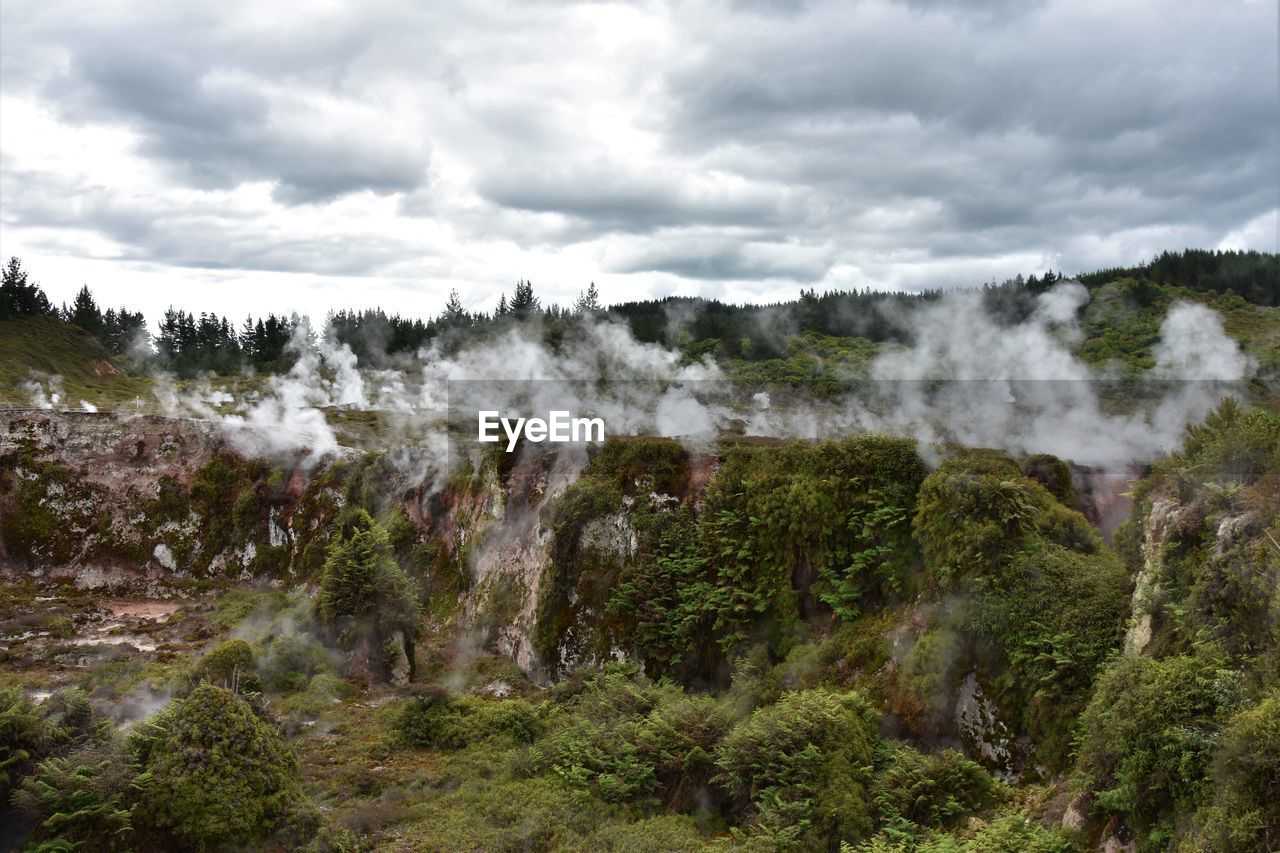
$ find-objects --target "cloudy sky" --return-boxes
[1,0,1276,325]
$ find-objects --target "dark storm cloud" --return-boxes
[610,238,832,281]
[658,0,1277,274]
[476,163,799,235]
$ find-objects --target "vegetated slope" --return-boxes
[1,402,1276,849]
[1079,278,1280,376]
[0,316,150,407]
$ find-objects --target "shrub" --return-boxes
[913,450,1099,590]
[572,814,707,851]
[913,452,1042,587]
[631,693,732,810]
[716,688,880,846]
[12,741,136,848]
[131,684,299,849]
[965,543,1128,769]
[400,775,617,851]
[1177,398,1280,486]
[588,437,690,495]
[1,683,49,796]
[956,810,1077,852]
[45,615,75,639]
[195,638,259,693]
[872,743,1001,836]
[1024,454,1074,506]
[1186,694,1280,851]
[258,631,335,693]
[609,437,924,679]
[893,628,965,731]
[1075,650,1247,846]
[532,666,729,809]
[397,690,542,750]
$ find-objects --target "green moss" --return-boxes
[186,451,271,571]
[0,456,104,566]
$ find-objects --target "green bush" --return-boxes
[12,741,136,848]
[571,814,707,851]
[195,638,259,693]
[914,450,1099,590]
[913,452,1043,587]
[894,628,965,730]
[1184,694,1280,851]
[606,504,716,677]
[588,437,690,495]
[130,684,300,849]
[1,683,49,797]
[399,775,618,852]
[1177,398,1280,486]
[45,615,74,639]
[630,693,731,809]
[965,543,1128,769]
[258,631,336,693]
[872,743,1001,837]
[1075,650,1248,847]
[716,688,880,846]
[609,437,924,679]
[1023,454,1074,506]
[397,689,542,750]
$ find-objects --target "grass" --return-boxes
[0,317,151,408]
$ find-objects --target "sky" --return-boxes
[1,0,1277,327]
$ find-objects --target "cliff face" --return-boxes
[0,412,597,678]
[1,412,228,592]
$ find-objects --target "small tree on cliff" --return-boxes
[318,509,420,679]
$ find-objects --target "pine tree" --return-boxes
[0,257,53,320]
[510,279,539,317]
[67,285,104,337]
[574,281,601,314]
[443,289,466,323]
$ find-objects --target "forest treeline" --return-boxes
[1,250,1276,377]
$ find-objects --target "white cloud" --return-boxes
[0,0,1275,323]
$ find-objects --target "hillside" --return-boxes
[1,258,1278,851]
[1,403,1276,850]
[0,316,150,408]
